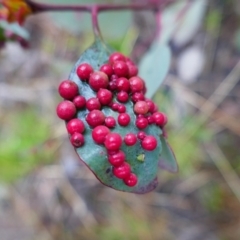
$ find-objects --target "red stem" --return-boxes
[26,0,174,13]
[26,0,179,39]
[26,0,174,39]
[91,6,101,38]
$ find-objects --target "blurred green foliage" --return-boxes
[200,183,224,213]
[94,207,166,240]
[205,8,222,34]
[0,107,57,182]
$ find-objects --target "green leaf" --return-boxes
[68,39,163,193]
[0,109,54,183]
[138,41,171,98]
[158,135,178,173]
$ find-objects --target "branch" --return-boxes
[26,0,174,14]
[25,0,175,41]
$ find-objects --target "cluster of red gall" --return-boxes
[56,52,168,187]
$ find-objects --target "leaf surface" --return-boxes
[138,41,171,98]
[68,39,163,193]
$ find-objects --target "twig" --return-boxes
[11,186,54,240]
[169,60,240,144]
[201,60,240,114]
[25,0,175,40]
[204,2,223,73]
[172,171,214,194]
[39,165,97,228]
[26,0,174,13]
[166,78,240,136]
[205,142,240,203]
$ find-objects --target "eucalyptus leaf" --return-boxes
[68,39,164,193]
[138,41,171,98]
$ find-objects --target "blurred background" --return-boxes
[0,0,240,239]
